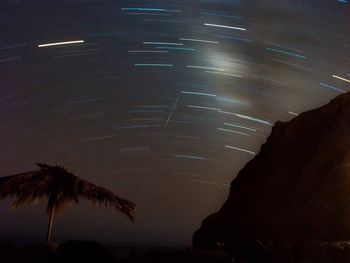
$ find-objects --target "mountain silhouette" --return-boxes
[194,92,350,249]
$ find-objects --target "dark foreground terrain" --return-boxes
[195,92,350,248]
[2,240,350,263]
[191,92,350,263]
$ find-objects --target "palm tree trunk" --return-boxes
[46,205,55,242]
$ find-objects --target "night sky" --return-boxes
[0,0,349,246]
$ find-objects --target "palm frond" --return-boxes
[0,163,136,221]
[0,171,36,189]
[0,170,48,208]
[75,178,136,221]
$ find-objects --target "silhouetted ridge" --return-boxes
[194,92,350,249]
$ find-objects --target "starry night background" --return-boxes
[0,0,349,246]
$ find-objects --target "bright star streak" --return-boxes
[235,113,271,125]
[181,91,216,97]
[188,105,220,111]
[121,8,182,13]
[156,47,196,51]
[134,64,173,67]
[178,38,219,44]
[130,110,165,113]
[38,40,84,48]
[127,13,172,16]
[131,118,163,121]
[128,50,168,53]
[204,23,247,31]
[186,65,225,71]
[225,145,256,155]
[174,155,205,160]
[224,123,256,132]
[143,41,183,46]
[219,111,271,126]
[332,75,350,83]
[266,47,307,59]
[136,105,168,108]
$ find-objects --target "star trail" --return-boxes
[0,0,349,246]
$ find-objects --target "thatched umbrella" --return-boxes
[0,163,136,241]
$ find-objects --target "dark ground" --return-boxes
[2,239,350,263]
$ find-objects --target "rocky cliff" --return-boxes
[194,93,350,249]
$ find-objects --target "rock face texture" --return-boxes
[193,93,350,249]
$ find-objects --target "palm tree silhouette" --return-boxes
[0,163,136,242]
